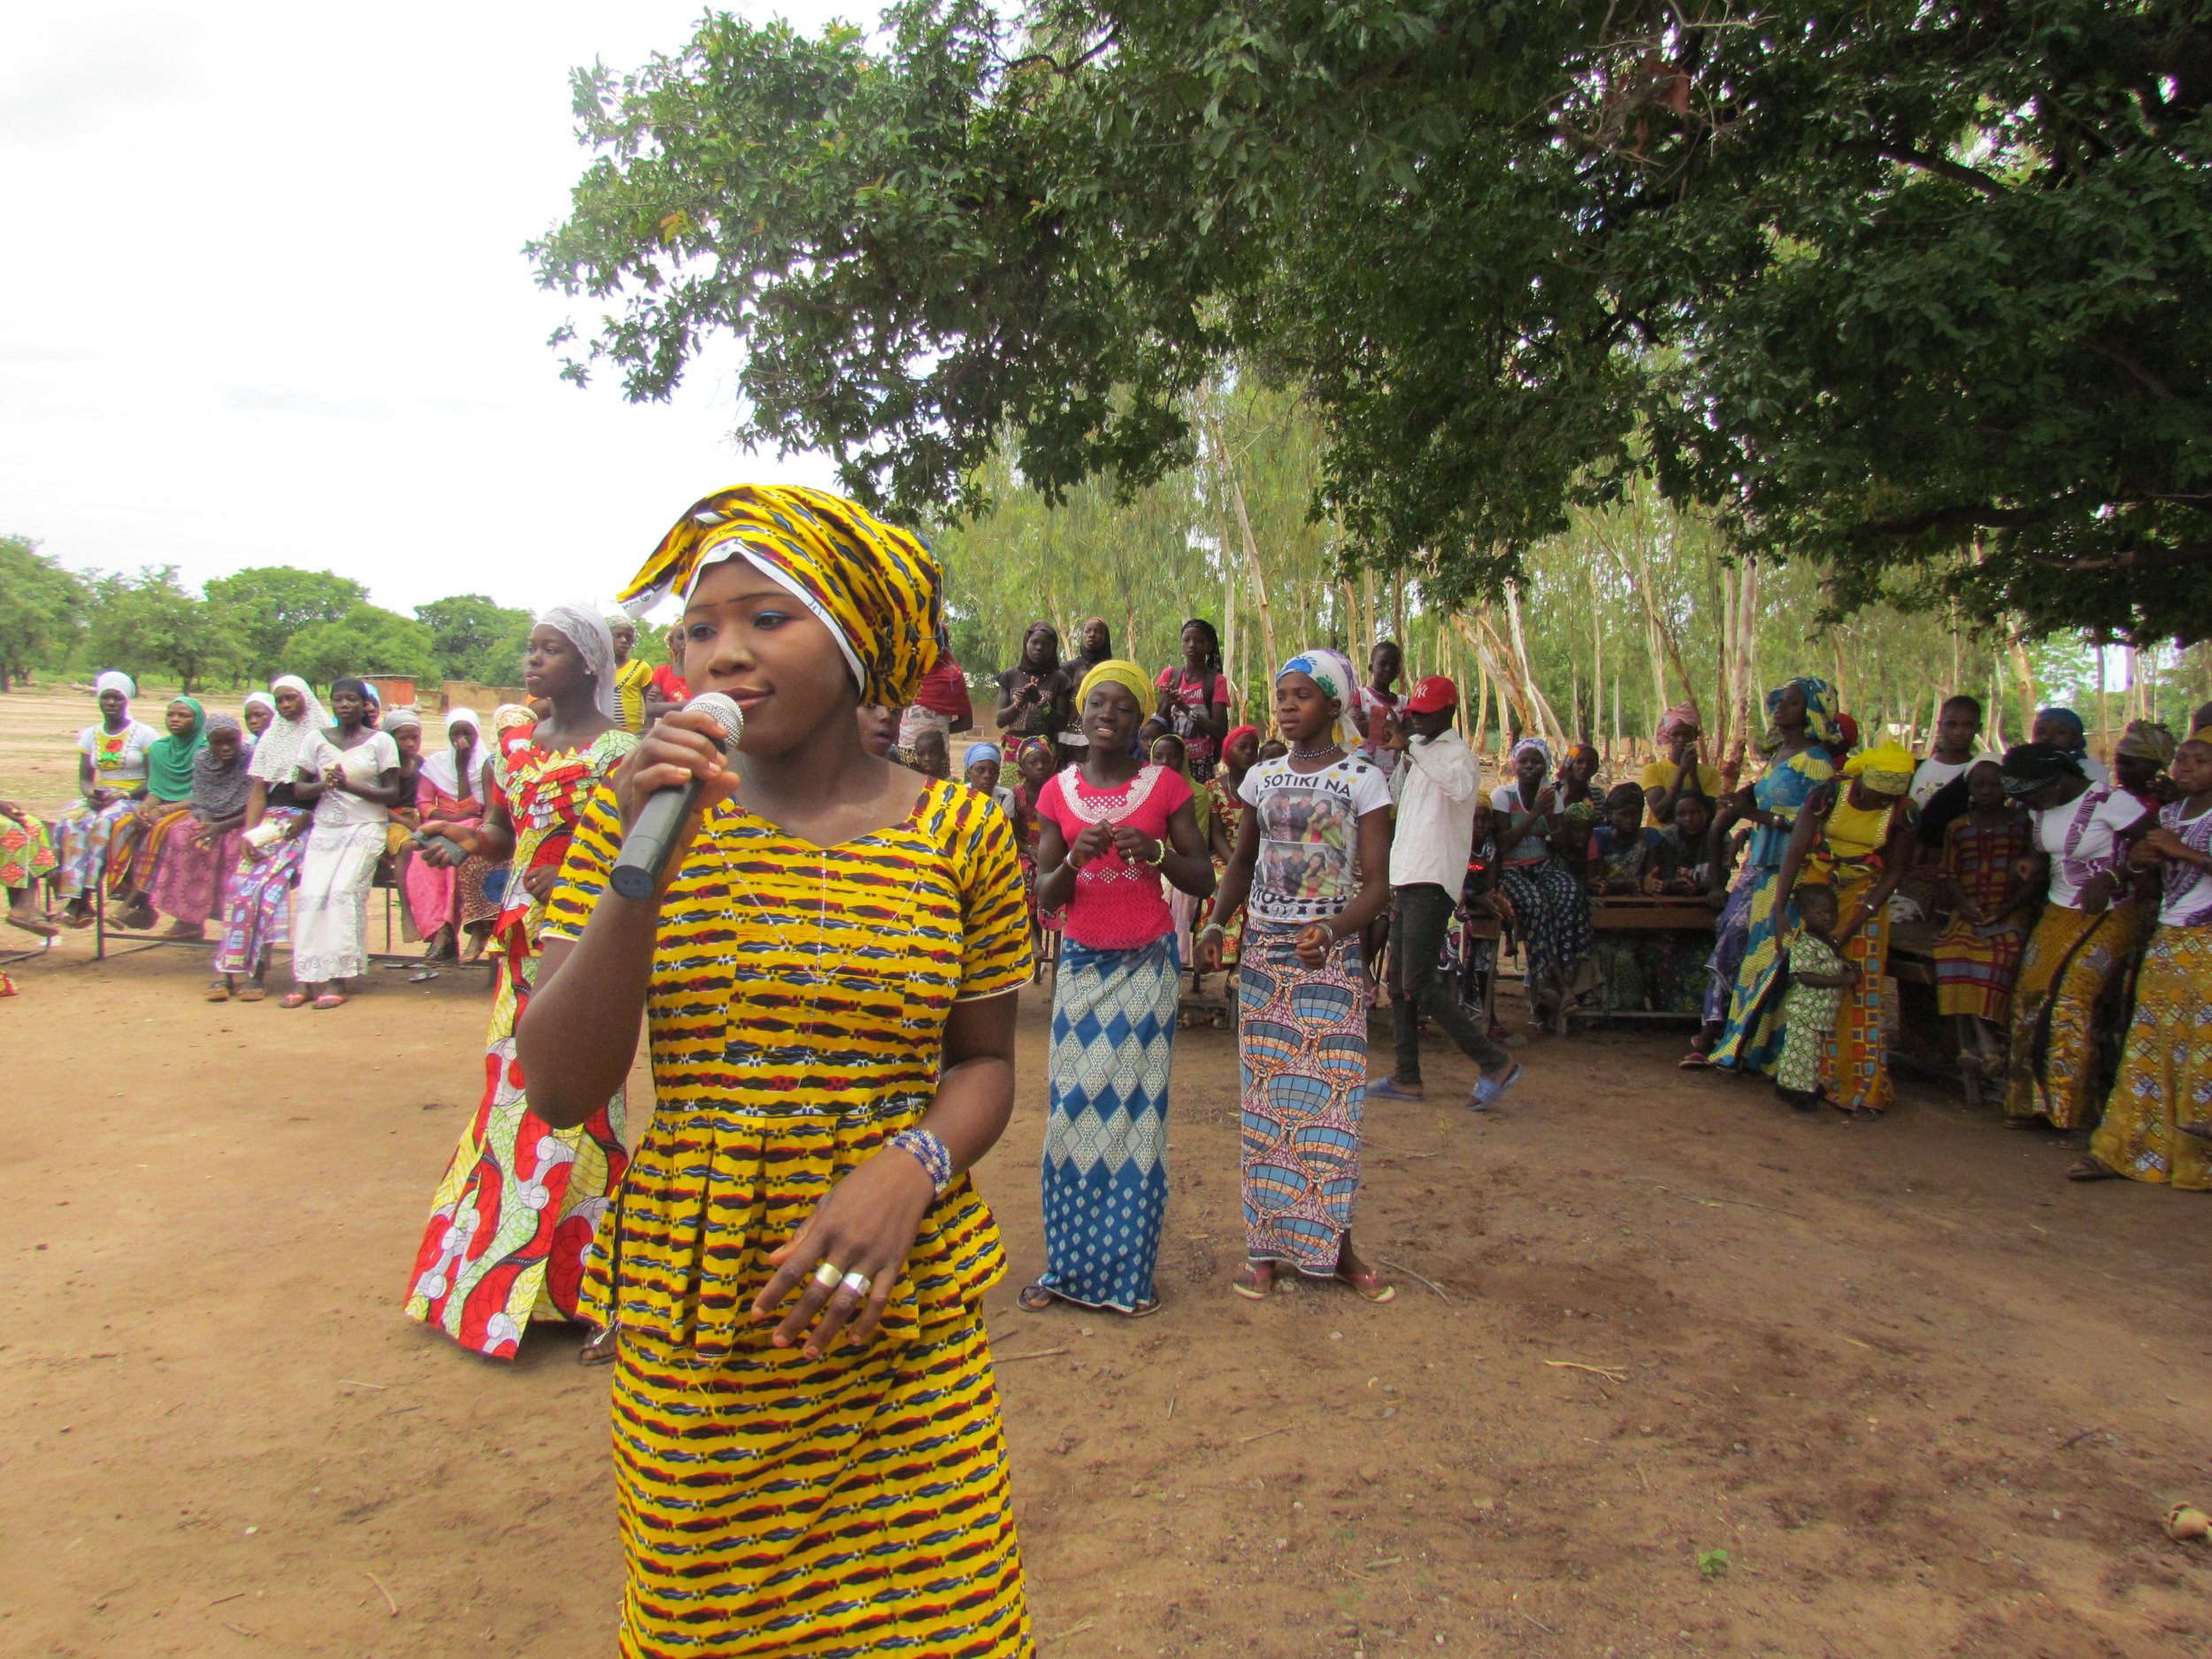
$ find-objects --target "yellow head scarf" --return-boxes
[621,484,943,710]
[1844,741,1917,796]
[1072,658,1155,730]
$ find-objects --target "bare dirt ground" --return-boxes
[5,681,2212,1657]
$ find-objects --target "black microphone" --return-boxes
[608,691,745,901]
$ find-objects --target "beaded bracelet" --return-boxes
[890,1127,955,1197]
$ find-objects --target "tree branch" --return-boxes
[1852,143,2012,199]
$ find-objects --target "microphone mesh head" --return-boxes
[685,691,746,750]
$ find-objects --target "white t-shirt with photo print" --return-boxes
[1240,751,1394,926]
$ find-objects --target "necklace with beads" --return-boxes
[1288,741,1340,761]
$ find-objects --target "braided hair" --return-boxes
[1179,618,1223,678]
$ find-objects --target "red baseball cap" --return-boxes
[1404,675,1458,714]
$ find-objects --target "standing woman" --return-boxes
[1020,660,1212,1317]
[1769,743,1919,1116]
[50,672,159,926]
[1197,648,1396,1302]
[403,707,497,962]
[109,695,208,932]
[1153,618,1231,782]
[514,484,1033,1655]
[1709,678,1839,1076]
[1490,736,1594,1028]
[1931,760,2036,1083]
[609,617,655,733]
[1998,743,2154,1130]
[145,714,252,968]
[2079,729,2212,1185]
[287,677,404,1009]
[405,606,636,1357]
[1058,617,1115,765]
[995,621,1067,756]
[214,676,326,1000]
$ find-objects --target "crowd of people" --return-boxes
[6,481,2210,1655]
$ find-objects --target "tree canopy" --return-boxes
[205,566,370,680]
[0,535,87,692]
[534,0,2212,641]
[414,594,536,686]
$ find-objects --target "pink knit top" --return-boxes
[1036,763,1193,949]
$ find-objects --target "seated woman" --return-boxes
[1,802,59,939]
[108,696,209,933]
[403,707,498,962]
[214,677,324,1001]
[1490,736,1594,1027]
[50,672,160,927]
[139,713,253,969]
[1584,782,1689,1014]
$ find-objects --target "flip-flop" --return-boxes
[2067,1157,2120,1181]
[1231,1263,1275,1301]
[204,981,231,1002]
[236,986,267,1003]
[280,991,311,1009]
[1469,1062,1524,1110]
[1678,1052,1712,1071]
[312,993,349,1010]
[1016,1281,1058,1313]
[1337,1264,1396,1303]
[5,913,58,939]
[1363,1078,1425,1102]
[1125,1297,1163,1318]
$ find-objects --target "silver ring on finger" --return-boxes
[812,1261,845,1290]
[840,1271,872,1297]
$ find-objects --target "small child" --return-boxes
[1256,737,1289,763]
[1774,882,1857,1113]
[1661,793,1718,895]
[1588,782,1664,895]
[964,741,1016,822]
[909,726,952,780]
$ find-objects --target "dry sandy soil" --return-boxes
[4,683,2212,1657]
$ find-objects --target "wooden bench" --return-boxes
[1568,895,1720,1030]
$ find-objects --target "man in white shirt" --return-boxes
[1365,676,1524,1109]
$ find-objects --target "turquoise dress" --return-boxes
[1709,748,1835,1075]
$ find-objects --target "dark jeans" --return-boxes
[1388,882,1510,1082]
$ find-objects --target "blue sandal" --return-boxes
[1363,1078,1425,1102]
[1469,1063,1524,1110]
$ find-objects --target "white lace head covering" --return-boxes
[423,706,487,797]
[534,603,620,721]
[94,670,135,703]
[249,673,332,784]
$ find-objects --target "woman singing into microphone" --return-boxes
[518,487,1034,1657]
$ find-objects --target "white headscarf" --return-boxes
[423,707,488,797]
[242,690,276,716]
[249,674,331,784]
[535,603,620,721]
[94,670,135,703]
[383,705,423,733]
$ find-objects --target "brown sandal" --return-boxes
[1337,1263,1397,1303]
[2067,1157,2121,1182]
[1231,1262,1277,1301]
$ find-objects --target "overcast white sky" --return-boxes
[1,1,855,620]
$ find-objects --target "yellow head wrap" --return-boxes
[1843,741,1917,796]
[2191,725,2212,747]
[1072,659,1155,730]
[621,484,943,710]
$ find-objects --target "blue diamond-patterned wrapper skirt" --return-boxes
[1040,934,1179,1310]
[1237,920,1368,1275]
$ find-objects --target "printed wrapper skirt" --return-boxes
[1238,921,1369,1274]
[1710,865,1796,1076]
[146,823,244,926]
[609,1313,1032,1658]
[2087,925,2212,1187]
[0,816,57,891]
[1821,868,1893,1113]
[50,797,136,899]
[1496,861,1592,1002]
[2005,902,2149,1128]
[1040,935,1178,1312]
[1934,917,2028,1023]
[214,810,306,977]
[406,933,626,1356]
[110,802,193,895]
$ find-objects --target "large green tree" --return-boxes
[83,567,246,694]
[414,594,534,685]
[205,566,369,678]
[285,604,441,688]
[0,535,88,691]
[534,0,2212,641]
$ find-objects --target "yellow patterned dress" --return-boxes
[544,775,1035,1659]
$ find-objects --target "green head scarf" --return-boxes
[145,696,206,800]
